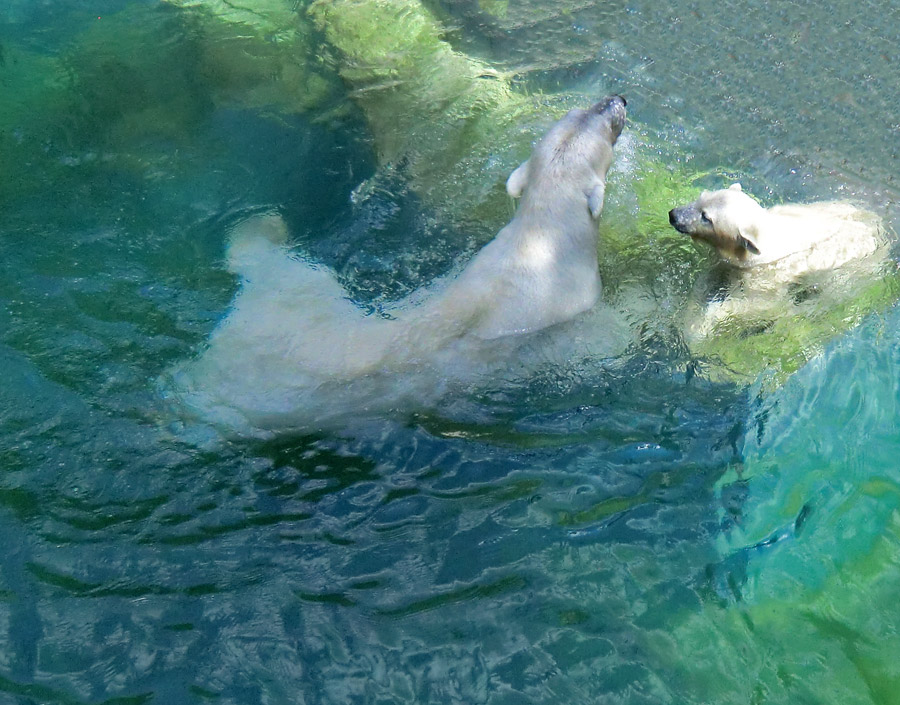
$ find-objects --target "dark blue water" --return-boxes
[2,1,900,703]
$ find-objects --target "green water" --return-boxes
[1,0,899,703]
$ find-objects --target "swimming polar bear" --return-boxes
[167,96,627,435]
[668,183,889,342]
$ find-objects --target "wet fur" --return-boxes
[669,184,888,341]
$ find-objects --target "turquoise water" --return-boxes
[2,1,900,703]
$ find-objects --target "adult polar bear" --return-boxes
[169,96,627,435]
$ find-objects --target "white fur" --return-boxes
[669,184,888,341]
[167,98,627,434]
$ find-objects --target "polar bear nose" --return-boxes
[669,208,690,233]
[592,95,627,139]
[592,95,626,113]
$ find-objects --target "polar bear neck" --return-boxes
[747,209,837,265]
[506,197,601,289]
[514,190,598,251]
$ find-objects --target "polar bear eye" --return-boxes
[700,211,713,225]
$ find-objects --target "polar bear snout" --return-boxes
[591,95,627,140]
[668,205,697,234]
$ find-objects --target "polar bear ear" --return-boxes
[506,160,530,198]
[729,183,743,192]
[586,179,606,219]
[736,229,761,255]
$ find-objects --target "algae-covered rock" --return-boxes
[65,9,215,146]
[71,4,340,144]
[596,160,714,332]
[165,0,303,35]
[161,0,342,115]
[307,0,555,234]
[307,0,517,159]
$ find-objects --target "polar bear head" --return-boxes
[668,183,766,264]
[506,95,626,220]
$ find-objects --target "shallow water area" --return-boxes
[2,0,900,703]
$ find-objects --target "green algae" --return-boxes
[691,267,900,386]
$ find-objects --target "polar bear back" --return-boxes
[763,201,885,276]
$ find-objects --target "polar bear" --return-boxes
[668,183,888,341]
[167,96,627,434]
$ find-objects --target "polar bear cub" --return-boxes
[169,96,627,434]
[668,183,888,340]
[669,183,885,272]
